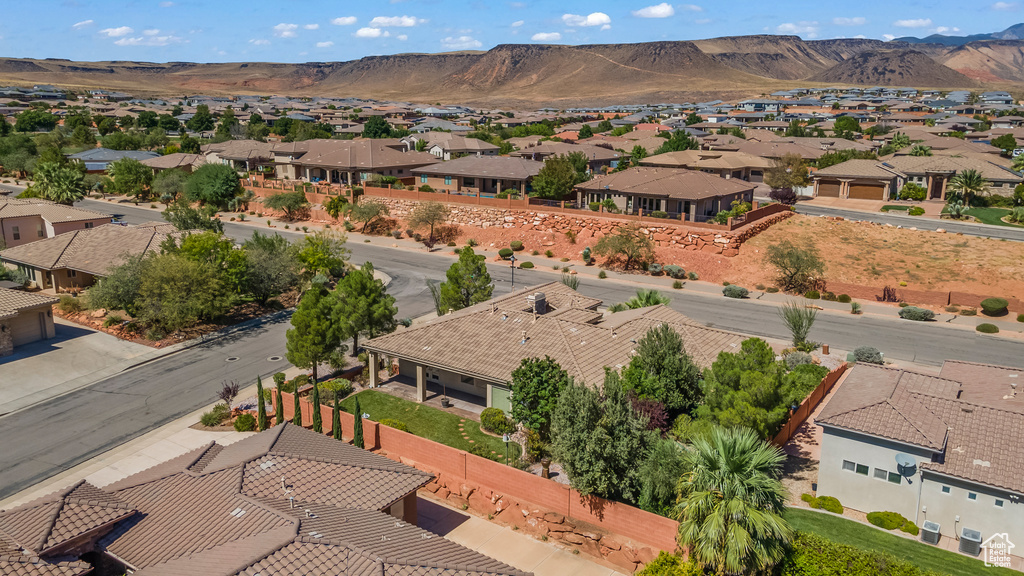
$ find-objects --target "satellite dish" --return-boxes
[895,453,916,475]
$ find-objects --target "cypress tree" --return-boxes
[256,375,268,431]
[353,397,364,449]
[275,387,284,425]
[332,395,342,440]
[292,381,302,426]
[311,381,322,433]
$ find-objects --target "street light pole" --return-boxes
[502,433,510,465]
[509,254,516,292]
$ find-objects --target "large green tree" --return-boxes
[676,426,792,575]
[407,201,450,247]
[297,230,350,279]
[241,231,300,304]
[162,199,224,233]
[438,246,493,313]
[653,131,699,155]
[186,104,216,132]
[263,190,310,220]
[593,223,654,270]
[184,163,242,208]
[285,280,345,387]
[531,155,579,199]
[509,356,570,441]
[152,169,188,204]
[947,169,988,205]
[361,116,392,139]
[135,253,234,333]
[107,157,154,199]
[620,324,702,416]
[333,262,398,354]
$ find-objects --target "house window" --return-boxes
[968,492,978,501]
[874,468,888,480]
[887,472,901,485]
[12,226,20,240]
[855,464,869,476]
[464,178,475,187]
[842,460,855,472]
[85,222,94,229]
[36,223,44,237]
[420,175,428,183]
[68,269,77,278]
[995,499,1005,508]
[444,176,452,185]
[942,486,951,494]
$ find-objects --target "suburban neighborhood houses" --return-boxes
[4,9,1024,576]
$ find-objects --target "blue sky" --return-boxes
[0,1,1020,63]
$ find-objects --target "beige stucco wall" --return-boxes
[919,473,1024,543]
[397,359,488,399]
[1,216,45,248]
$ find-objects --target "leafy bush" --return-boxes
[766,286,779,293]
[899,182,927,201]
[853,346,883,364]
[498,248,514,259]
[687,271,699,280]
[804,290,820,299]
[780,532,937,576]
[418,184,434,192]
[636,551,702,575]
[769,187,797,205]
[379,418,408,432]
[57,295,84,313]
[520,261,534,269]
[648,262,663,275]
[102,314,124,328]
[1018,313,1024,323]
[664,265,685,279]
[867,511,917,535]
[320,379,354,404]
[650,210,669,219]
[672,280,683,289]
[723,285,749,299]
[977,323,1000,334]
[510,240,524,251]
[598,270,607,279]
[785,351,813,370]
[589,201,601,211]
[545,249,554,258]
[901,521,920,536]
[200,404,230,426]
[899,306,935,321]
[960,308,977,316]
[815,496,844,514]
[908,206,925,216]
[980,297,1009,316]
[480,407,515,434]
[837,294,851,303]
[821,291,837,301]
[234,412,256,432]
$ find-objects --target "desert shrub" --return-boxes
[1018,313,1024,322]
[977,323,1000,334]
[785,351,813,370]
[598,270,607,278]
[821,291,837,301]
[435,224,461,244]
[510,240,524,251]
[769,187,797,205]
[466,238,478,247]
[898,306,934,321]
[57,295,84,313]
[418,184,434,192]
[650,210,668,218]
[804,290,820,299]
[320,379,353,404]
[687,271,699,280]
[102,313,124,328]
[945,305,960,312]
[648,262,663,275]
[379,418,408,432]
[672,280,683,289]
[447,241,457,247]
[851,302,862,314]
[723,285,749,299]
[980,297,1009,316]
[343,220,355,232]
[898,302,910,308]
[544,249,554,257]
[531,250,539,255]
[853,346,883,364]
[960,308,977,316]
[723,281,730,286]
[363,217,399,236]
[589,201,601,211]
[200,404,230,426]
[234,412,256,432]
[636,551,702,575]
[815,495,844,514]
[391,230,402,239]
[480,407,515,434]
[766,286,779,293]
[755,283,766,291]
[908,206,925,216]
[663,265,685,279]
[837,294,851,303]
[520,261,534,269]
[498,248,514,259]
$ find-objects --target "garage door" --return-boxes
[10,311,43,347]
[848,183,885,200]
[817,181,841,197]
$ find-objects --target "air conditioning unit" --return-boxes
[921,521,941,545]
[959,528,982,556]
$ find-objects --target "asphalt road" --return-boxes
[793,202,1024,241]
[2,199,1022,499]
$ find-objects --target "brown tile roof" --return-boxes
[0,287,58,320]
[201,140,276,162]
[817,363,1024,494]
[412,156,543,180]
[273,139,438,171]
[813,159,898,179]
[0,554,93,576]
[576,167,755,201]
[640,150,773,171]
[365,282,745,386]
[140,153,205,170]
[882,155,1021,182]
[510,141,625,163]
[0,197,109,225]
[0,223,185,276]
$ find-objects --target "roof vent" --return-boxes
[229,508,247,518]
[521,330,527,345]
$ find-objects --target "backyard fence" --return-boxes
[770,363,849,447]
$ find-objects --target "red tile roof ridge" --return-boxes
[264,451,434,478]
[102,443,216,493]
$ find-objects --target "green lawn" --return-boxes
[940,205,1023,228]
[881,205,911,212]
[340,390,521,463]
[787,508,1016,576]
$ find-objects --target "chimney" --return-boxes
[526,292,547,314]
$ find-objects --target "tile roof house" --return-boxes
[363,282,745,411]
[811,159,899,201]
[271,139,438,186]
[139,153,206,174]
[0,424,529,576]
[0,222,185,292]
[639,150,773,183]
[66,148,160,173]
[401,133,500,161]
[509,142,627,171]
[815,362,1024,551]
[0,286,58,356]
[575,166,755,221]
[0,198,111,250]
[201,140,276,173]
[410,156,544,196]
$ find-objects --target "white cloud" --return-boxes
[273,23,299,37]
[331,16,357,25]
[99,26,133,37]
[532,31,561,41]
[833,17,866,26]
[355,27,390,38]
[441,35,483,49]
[893,18,932,28]
[511,20,524,27]
[632,3,675,18]
[396,34,408,40]
[882,33,896,41]
[72,19,94,29]
[562,12,611,27]
[249,38,270,46]
[992,1,1018,9]
[934,26,961,34]
[304,24,319,30]
[316,41,334,48]
[143,29,160,35]
[775,21,820,38]
[680,4,703,11]
[369,15,426,27]
[114,34,182,46]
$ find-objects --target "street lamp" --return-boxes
[508,254,516,292]
[502,433,510,465]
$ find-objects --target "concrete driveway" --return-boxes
[0,318,152,416]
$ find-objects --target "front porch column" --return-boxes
[368,352,380,388]
[941,177,948,200]
[415,364,426,402]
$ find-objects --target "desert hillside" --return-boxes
[0,34,1019,105]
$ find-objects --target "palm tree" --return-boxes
[626,289,670,309]
[676,426,793,575]
[908,144,932,157]
[947,169,988,205]
[33,162,87,205]
[1012,154,1024,174]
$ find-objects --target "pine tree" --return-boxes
[256,375,268,431]
[311,380,322,433]
[332,395,342,440]
[334,262,398,354]
[275,387,284,425]
[353,397,364,449]
[285,280,343,389]
[438,247,493,313]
